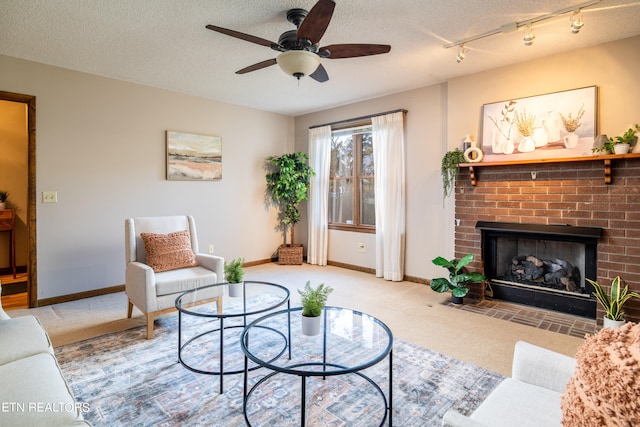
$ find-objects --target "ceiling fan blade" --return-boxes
[236,58,277,74]
[206,24,277,48]
[323,44,391,59]
[297,0,335,44]
[309,64,329,83]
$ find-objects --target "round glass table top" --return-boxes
[175,280,290,318]
[241,306,393,376]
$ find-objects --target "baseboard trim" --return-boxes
[36,259,431,307]
[37,284,124,307]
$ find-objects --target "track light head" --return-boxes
[523,25,535,46]
[456,45,466,63]
[570,11,584,33]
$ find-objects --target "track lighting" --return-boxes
[443,0,599,58]
[523,25,535,46]
[570,11,584,33]
[456,44,466,63]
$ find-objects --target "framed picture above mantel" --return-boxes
[481,86,597,163]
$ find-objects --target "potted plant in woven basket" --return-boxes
[298,281,333,336]
[586,276,640,329]
[265,152,315,265]
[224,257,244,297]
[430,253,486,304]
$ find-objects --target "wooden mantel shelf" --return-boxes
[459,152,640,186]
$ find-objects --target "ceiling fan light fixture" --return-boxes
[276,50,320,80]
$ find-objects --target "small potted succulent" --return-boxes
[586,276,640,328]
[430,253,486,304]
[0,191,8,210]
[224,257,244,297]
[298,281,333,336]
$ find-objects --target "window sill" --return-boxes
[328,224,375,234]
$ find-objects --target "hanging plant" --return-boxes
[441,149,465,202]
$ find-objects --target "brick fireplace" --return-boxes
[454,158,640,325]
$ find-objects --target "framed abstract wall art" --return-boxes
[481,86,597,163]
[166,131,222,180]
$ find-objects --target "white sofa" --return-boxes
[0,285,90,427]
[442,341,576,427]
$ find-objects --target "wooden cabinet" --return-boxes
[0,210,16,278]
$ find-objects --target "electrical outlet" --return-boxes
[208,244,214,254]
[42,191,58,203]
[357,242,366,253]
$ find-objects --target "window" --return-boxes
[328,122,375,232]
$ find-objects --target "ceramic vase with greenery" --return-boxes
[430,253,486,304]
[298,281,333,335]
[0,191,8,210]
[593,125,638,154]
[441,149,465,204]
[224,257,244,297]
[586,276,640,328]
[265,153,315,259]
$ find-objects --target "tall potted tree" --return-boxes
[265,152,315,265]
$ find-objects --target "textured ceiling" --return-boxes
[1,0,639,116]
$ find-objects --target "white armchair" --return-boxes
[125,215,224,339]
[442,341,576,427]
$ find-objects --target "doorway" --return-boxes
[0,91,36,308]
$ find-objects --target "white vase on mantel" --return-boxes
[603,316,625,329]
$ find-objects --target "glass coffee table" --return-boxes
[175,280,290,394]
[241,306,393,426]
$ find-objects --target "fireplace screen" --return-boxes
[476,221,602,318]
[495,238,586,294]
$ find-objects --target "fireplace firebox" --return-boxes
[476,221,602,318]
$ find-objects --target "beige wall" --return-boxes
[1,34,638,299]
[0,55,293,300]
[295,35,640,280]
[0,100,28,269]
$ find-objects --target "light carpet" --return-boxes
[56,313,503,426]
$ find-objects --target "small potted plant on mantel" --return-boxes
[430,253,486,304]
[0,191,8,210]
[224,257,244,297]
[593,124,639,154]
[298,281,333,336]
[586,276,640,329]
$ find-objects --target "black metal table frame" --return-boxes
[175,280,290,394]
[241,306,393,426]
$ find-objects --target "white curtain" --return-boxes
[307,125,332,266]
[372,111,406,281]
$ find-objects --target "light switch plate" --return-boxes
[42,191,57,203]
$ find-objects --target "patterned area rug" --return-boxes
[56,312,503,426]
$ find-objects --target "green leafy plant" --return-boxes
[586,276,640,321]
[298,281,333,317]
[593,125,639,153]
[0,191,8,202]
[441,149,465,203]
[265,152,315,245]
[224,257,244,283]
[430,254,486,298]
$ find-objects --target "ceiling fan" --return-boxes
[205,0,391,82]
